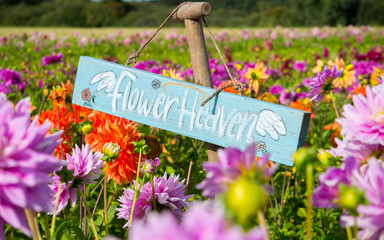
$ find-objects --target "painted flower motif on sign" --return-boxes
[151,79,161,90]
[81,88,95,108]
[256,141,267,154]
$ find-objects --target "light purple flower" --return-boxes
[338,83,384,146]
[66,144,103,184]
[129,201,265,240]
[49,144,103,215]
[197,144,277,197]
[41,52,63,66]
[309,65,343,102]
[48,175,77,215]
[117,173,193,227]
[0,93,62,238]
[341,158,384,239]
[313,156,360,208]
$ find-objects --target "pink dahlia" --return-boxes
[338,83,384,146]
[197,144,277,197]
[129,201,264,240]
[67,144,103,185]
[0,93,62,238]
[330,138,383,164]
[117,173,193,227]
[50,144,103,215]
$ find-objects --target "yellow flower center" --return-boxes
[374,111,384,123]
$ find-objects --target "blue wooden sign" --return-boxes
[72,56,310,166]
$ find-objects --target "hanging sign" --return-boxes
[72,56,310,165]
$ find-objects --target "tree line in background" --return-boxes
[0,0,383,27]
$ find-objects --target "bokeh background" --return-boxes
[0,0,383,28]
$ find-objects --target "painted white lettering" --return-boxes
[163,95,180,122]
[178,89,198,131]
[153,93,166,120]
[204,106,221,132]
[122,79,133,111]
[195,103,210,130]
[237,112,258,141]
[218,107,237,137]
[226,111,243,139]
[246,114,259,143]
[128,88,140,112]
[138,90,156,117]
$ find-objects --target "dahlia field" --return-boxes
[1,26,384,240]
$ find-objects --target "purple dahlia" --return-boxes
[309,65,343,102]
[0,93,62,238]
[197,144,277,197]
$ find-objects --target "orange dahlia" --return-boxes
[86,117,142,184]
[327,58,356,88]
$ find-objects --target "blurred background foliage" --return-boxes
[0,0,383,27]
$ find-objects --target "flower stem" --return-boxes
[346,227,353,240]
[151,175,157,211]
[56,105,64,160]
[305,164,314,240]
[78,188,99,240]
[257,211,270,240]
[44,214,50,240]
[50,181,62,237]
[129,148,143,227]
[104,162,109,235]
[330,91,340,119]
[25,209,42,240]
[354,216,359,240]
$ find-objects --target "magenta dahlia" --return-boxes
[338,83,384,146]
[117,173,193,227]
[0,93,62,238]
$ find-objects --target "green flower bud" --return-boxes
[81,123,94,134]
[103,142,120,160]
[294,146,318,171]
[226,177,268,225]
[339,185,365,214]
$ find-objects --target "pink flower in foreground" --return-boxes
[129,201,265,240]
[0,93,62,238]
[338,83,384,146]
[117,173,193,227]
[197,144,277,197]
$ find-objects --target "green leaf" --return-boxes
[53,220,85,240]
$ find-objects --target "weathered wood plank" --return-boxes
[72,56,310,166]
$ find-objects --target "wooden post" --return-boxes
[173,2,219,162]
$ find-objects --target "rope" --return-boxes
[200,17,244,107]
[125,2,191,66]
[201,83,243,107]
